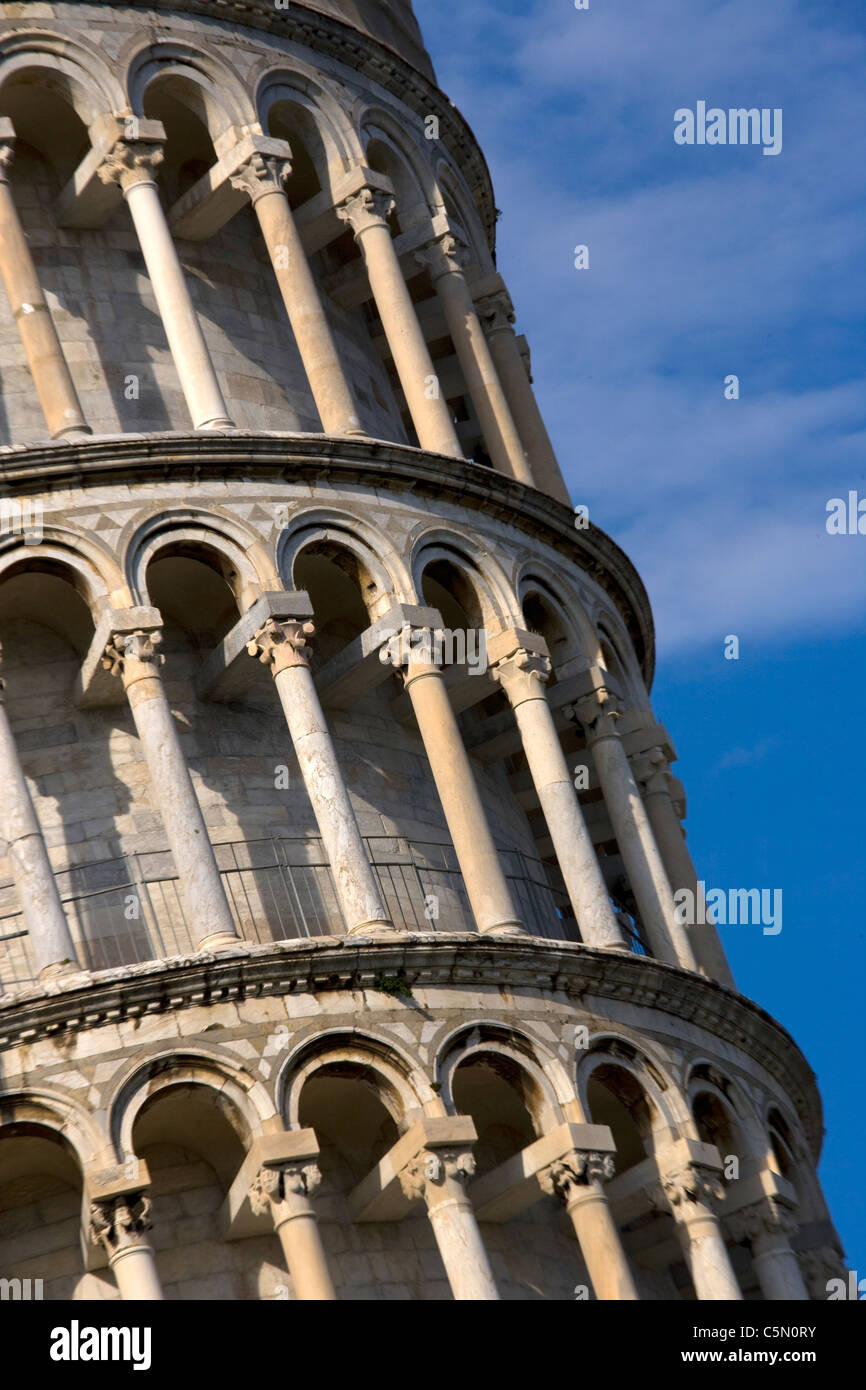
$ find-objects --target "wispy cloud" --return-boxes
[415,0,866,654]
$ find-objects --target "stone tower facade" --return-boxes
[0,0,844,1302]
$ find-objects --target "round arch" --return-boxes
[0,30,125,131]
[123,509,276,611]
[108,1048,275,1163]
[0,1087,105,1170]
[122,39,253,136]
[435,1021,567,1130]
[278,1027,434,1131]
[410,525,520,629]
[359,104,437,217]
[256,64,362,195]
[277,508,411,618]
[0,531,120,616]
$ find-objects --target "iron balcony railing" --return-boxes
[0,835,645,990]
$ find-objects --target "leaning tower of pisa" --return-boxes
[0,0,845,1303]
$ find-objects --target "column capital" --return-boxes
[89,1188,153,1258]
[0,131,16,185]
[798,1244,848,1300]
[653,1161,725,1216]
[630,744,674,797]
[336,185,396,238]
[564,686,624,742]
[378,623,446,675]
[399,1146,477,1204]
[249,1159,323,1215]
[726,1196,799,1248]
[229,151,292,204]
[491,647,551,706]
[102,628,165,681]
[97,137,165,193]
[415,230,471,281]
[247,617,315,676]
[538,1149,616,1205]
[476,286,517,335]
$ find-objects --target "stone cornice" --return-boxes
[0,935,821,1155]
[66,0,497,247]
[0,431,656,682]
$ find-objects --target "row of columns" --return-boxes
[1,608,732,982]
[0,117,569,502]
[86,1134,808,1302]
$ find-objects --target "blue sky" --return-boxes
[414,0,866,1277]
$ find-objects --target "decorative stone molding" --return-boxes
[97,139,165,192]
[538,1149,616,1204]
[0,434,652,679]
[726,1198,799,1246]
[630,745,674,798]
[399,1147,476,1202]
[0,939,821,1154]
[414,232,471,282]
[247,618,316,674]
[336,187,396,238]
[476,288,517,337]
[656,1163,725,1213]
[798,1244,847,1299]
[490,647,552,705]
[102,629,165,679]
[229,152,292,205]
[249,1160,322,1214]
[89,1190,153,1256]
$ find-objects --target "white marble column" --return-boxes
[230,153,365,437]
[568,687,698,970]
[250,1159,336,1301]
[0,643,81,978]
[416,233,535,485]
[476,287,571,505]
[728,1201,809,1301]
[0,123,90,440]
[631,745,736,987]
[90,1189,164,1301]
[247,617,395,936]
[490,634,627,950]
[386,627,525,935]
[400,1146,499,1301]
[97,135,233,430]
[103,627,240,951]
[658,1163,743,1301]
[337,188,462,458]
[539,1149,639,1300]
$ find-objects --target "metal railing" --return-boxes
[0,835,641,991]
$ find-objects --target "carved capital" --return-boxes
[630,745,673,797]
[656,1163,725,1214]
[250,1160,322,1216]
[564,687,624,743]
[0,141,15,185]
[798,1244,847,1300]
[246,618,315,675]
[476,288,516,336]
[726,1198,799,1247]
[229,152,292,204]
[102,629,164,680]
[415,231,471,281]
[378,624,445,674]
[399,1147,476,1203]
[97,139,165,192]
[89,1190,153,1256]
[336,186,396,238]
[491,648,551,706]
[539,1149,616,1205]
